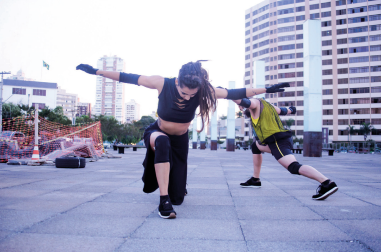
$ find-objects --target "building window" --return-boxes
[348,16,368,24]
[337,38,347,45]
[349,46,369,53]
[336,9,347,15]
[336,19,347,25]
[338,78,349,84]
[337,28,348,35]
[322,31,332,36]
[323,99,333,105]
[12,88,26,95]
[33,89,46,96]
[321,2,331,8]
[321,11,331,18]
[310,4,319,10]
[310,13,320,19]
[32,103,45,109]
[321,21,331,27]
[348,26,368,34]
[322,40,332,46]
[338,48,348,54]
[323,59,333,65]
[350,87,370,94]
[349,56,369,63]
[323,69,333,75]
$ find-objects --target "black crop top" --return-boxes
[157,78,200,123]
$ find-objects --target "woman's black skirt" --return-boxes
[142,121,189,205]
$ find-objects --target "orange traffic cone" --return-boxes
[31,145,40,161]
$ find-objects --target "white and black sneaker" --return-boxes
[158,195,176,219]
[240,177,261,188]
[312,180,338,200]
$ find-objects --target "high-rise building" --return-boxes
[76,101,91,117]
[125,99,140,123]
[245,0,381,142]
[57,86,78,120]
[93,55,125,123]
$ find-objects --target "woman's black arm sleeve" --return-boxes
[119,72,141,85]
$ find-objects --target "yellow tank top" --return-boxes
[251,99,289,144]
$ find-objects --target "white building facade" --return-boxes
[245,0,381,142]
[125,99,140,123]
[3,79,57,109]
[57,86,78,120]
[93,55,125,123]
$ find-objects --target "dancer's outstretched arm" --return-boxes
[233,98,296,116]
[213,83,290,100]
[76,64,164,91]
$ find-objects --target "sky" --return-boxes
[0,0,261,119]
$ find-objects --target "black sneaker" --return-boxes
[240,177,261,188]
[312,180,338,200]
[158,196,176,219]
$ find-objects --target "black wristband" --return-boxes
[279,107,288,115]
[289,106,297,114]
[119,72,141,85]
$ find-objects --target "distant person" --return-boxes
[234,97,338,200]
[77,61,288,219]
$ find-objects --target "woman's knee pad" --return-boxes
[288,161,302,175]
[154,135,170,164]
[251,142,261,154]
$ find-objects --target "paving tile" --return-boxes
[119,239,248,252]
[246,241,370,252]
[25,213,146,238]
[235,206,323,220]
[241,220,351,241]
[0,233,123,252]
[68,201,157,217]
[0,209,56,231]
[132,219,244,240]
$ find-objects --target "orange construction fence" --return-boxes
[0,114,104,162]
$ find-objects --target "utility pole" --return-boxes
[0,71,11,132]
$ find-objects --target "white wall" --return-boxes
[3,85,57,109]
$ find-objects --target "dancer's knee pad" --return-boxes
[154,135,170,164]
[288,161,302,175]
[251,142,261,154]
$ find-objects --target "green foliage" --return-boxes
[282,118,295,135]
[39,106,72,125]
[219,115,227,120]
[359,123,374,141]
[293,136,303,144]
[236,111,243,118]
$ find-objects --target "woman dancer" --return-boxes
[234,97,338,200]
[76,61,288,218]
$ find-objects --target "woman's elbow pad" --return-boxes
[239,98,251,108]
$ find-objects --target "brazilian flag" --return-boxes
[43,61,50,70]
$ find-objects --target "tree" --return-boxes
[39,106,72,125]
[282,118,295,135]
[236,111,243,118]
[359,123,373,141]
[219,115,227,120]
[347,125,356,144]
[2,103,21,119]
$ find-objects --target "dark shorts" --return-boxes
[142,121,189,205]
[268,137,293,160]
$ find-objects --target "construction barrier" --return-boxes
[0,114,104,162]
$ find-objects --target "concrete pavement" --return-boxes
[0,148,380,252]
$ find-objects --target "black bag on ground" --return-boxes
[55,157,86,168]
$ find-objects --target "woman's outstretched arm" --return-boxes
[213,83,290,99]
[76,64,164,90]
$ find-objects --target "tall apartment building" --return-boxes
[125,99,140,123]
[93,55,125,123]
[76,101,91,117]
[57,86,78,120]
[245,0,381,142]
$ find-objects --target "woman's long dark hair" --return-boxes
[178,60,217,132]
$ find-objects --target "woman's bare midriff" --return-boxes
[157,117,191,135]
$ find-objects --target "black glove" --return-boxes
[289,106,296,114]
[265,82,290,93]
[76,64,98,75]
